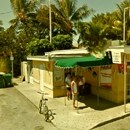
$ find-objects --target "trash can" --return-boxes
[0,75,4,88]
[3,74,12,87]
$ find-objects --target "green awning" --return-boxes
[55,54,112,68]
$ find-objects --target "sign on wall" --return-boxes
[111,51,121,64]
[100,65,112,89]
[118,64,127,75]
[54,67,63,82]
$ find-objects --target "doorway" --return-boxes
[39,64,44,91]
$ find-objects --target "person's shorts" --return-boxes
[72,93,77,100]
[67,87,71,91]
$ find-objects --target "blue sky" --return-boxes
[0,0,122,29]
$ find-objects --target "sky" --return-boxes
[0,0,122,29]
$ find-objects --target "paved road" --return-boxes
[92,114,130,130]
[0,87,59,130]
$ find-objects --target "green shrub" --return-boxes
[52,34,72,50]
[26,38,54,56]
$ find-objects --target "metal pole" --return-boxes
[76,67,79,114]
[64,85,66,106]
[97,66,100,109]
[77,94,79,114]
[124,54,127,113]
[12,60,13,81]
[123,8,126,41]
[11,52,14,83]
[49,0,52,43]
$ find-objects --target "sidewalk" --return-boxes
[13,78,130,130]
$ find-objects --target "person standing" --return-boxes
[71,76,78,109]
[78,76,85,99]
[65,73,72,100]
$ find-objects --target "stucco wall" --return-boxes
[32,60,66,97]
[82,65,124,104]
[33,60,53,88]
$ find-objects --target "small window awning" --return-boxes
[55,53,112,68]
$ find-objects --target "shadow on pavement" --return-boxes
[77,94,119,111]
[90,112,130,130]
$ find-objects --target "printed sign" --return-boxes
[54,67,63,82]
[100,66,112,89]
[111,51,121,64]
[10,56,14,61]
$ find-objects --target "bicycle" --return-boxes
[38,91,54,122]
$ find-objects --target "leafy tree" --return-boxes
[91,12,122,40]
[0,27,25,76]
[26,38,53,56]
[52,34,72,50]
[75,21,107,53]
[0,20,4,32]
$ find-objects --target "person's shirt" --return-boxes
[65,76,71,88]
[79,80,83,86]
[71,81,77,93]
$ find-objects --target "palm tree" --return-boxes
[75,21,107,52]
[51,0,94,35]
[116,0,130,41]
[10,0,48,40]
[9,0,43,28]
[92,12,122,40]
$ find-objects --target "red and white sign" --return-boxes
[100,67,112,89]
[118,64,127,74]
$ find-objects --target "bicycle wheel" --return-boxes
[39,100,42,114]
[45,110,54,122]
[43,105,48,115]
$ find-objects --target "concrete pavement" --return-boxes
[13,78,130,130]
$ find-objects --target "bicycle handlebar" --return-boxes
[37,91,48,95]
[44,98,48,101]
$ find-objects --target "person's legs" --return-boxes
[67,88,71,100]
[81,89,85,100]
[72,93,78,109]
[73,100,75,108]
[69,90,72,99]
[67,89,69,100]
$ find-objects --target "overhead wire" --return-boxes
[0,11,13,15]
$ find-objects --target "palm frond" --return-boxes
[71,4,94,21]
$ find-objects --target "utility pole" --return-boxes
[49,0,52,43]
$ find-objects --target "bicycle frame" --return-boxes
[38,91,54,122]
